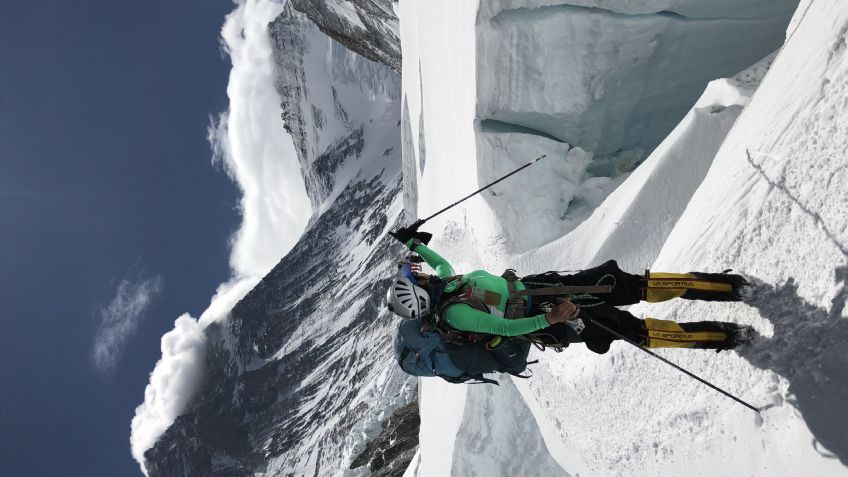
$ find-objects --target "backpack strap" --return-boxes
[502,269,526,319]
[432,325,488,345]
[517,333,568,352]
[426,275,458,313]
[509,366,536,379]
[426,277,494,344]
[513,285,612,296]
[441,374,500,385]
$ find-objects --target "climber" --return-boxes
[386,227,754,355]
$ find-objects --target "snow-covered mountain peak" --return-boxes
[292,0,400,74]
[141,4,414,476]
[273,2,400,215]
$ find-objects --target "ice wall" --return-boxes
[478,0,798,21]
[477,5,794,154]
[474,0,799,252]
[512,52,777,274]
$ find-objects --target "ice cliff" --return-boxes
[475,0,797,252]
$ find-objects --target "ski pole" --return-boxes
[408,154,548,231]
[586,317,762,415]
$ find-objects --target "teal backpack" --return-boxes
[393,317,534,385]
[392,273,535,384]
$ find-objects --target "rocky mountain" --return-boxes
[292,0,400,74]
[143,3,414,476]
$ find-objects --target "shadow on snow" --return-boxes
[738,267,848,465]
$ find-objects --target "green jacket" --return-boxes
[407,240,549,337]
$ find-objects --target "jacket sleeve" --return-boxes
[443,304,549,337]
[406,240,455,279]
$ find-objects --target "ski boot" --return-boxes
[690,270,755,302]
[641,318,754,350]
[645,270,754,303]
[719,323,755,351]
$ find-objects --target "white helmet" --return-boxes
[386,277,430,320]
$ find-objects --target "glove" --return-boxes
[388,227,433,246]
[388,227,415,244]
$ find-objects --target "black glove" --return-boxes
[389,227,414,244]
[389,227,433,245]
[413,230,433,245]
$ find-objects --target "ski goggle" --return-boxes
[400,263,419,285]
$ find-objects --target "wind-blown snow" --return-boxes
[93,272,164,374]
[401,0,848,475]
[130,0,309,472]
[130,314,206,472]
[210,0,311,277]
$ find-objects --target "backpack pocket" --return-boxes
[442,341,502,375]
[489,338,532,375]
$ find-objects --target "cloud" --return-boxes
[93,273,164,374]
[130,0,311,473]
[129,314,206,469]
[209,0,311,280]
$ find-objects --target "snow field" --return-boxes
[642,1,848,471]
[520,1,848,475]
[401,0,848,475]
[399,2,506,475]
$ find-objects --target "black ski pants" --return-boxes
[522,260,646,354]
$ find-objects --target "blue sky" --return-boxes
[1,0,241,474]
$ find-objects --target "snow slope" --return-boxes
[519,2,848,474]
[401,0,848,475]
[513,52,777,274]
